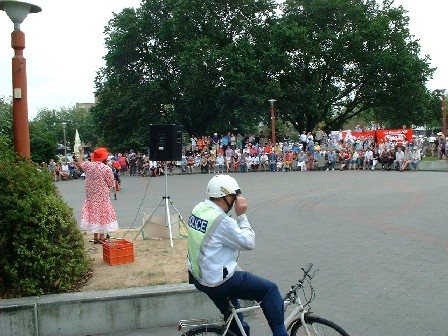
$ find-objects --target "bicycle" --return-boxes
[178,263,350,336]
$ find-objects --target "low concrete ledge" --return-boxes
[417,160,448,172]
[0,284,219,336]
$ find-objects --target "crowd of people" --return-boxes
[44,127,445,183]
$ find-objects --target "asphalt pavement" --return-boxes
[56,169,448,335]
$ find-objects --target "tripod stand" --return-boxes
[134,163,185,247]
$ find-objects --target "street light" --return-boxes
[0,0,41,159]
[62,122,67,163]
[268,99,277,145]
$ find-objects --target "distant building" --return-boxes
[76,102,96,110]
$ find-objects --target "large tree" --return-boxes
[271,0,435,132]
[93,0,278,147]
[93,0,436,147]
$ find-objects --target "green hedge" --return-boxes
[0,136,91,297]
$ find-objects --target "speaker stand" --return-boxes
[134,164,185,247]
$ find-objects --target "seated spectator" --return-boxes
[225,146,234,173]
[259,153,268,172]
[250,155,260,172]
[276,154,284,172]
[409,148,421,171]
[297,151,307,171]
[238,153,247,173]
[142,159,151,176]
[72,161,82,179]
[349,150,359,170]
[305,152,314,171]
[400,147,411,171]
[195,154,201,168]
[372,148,380,171]
[283,151,293,171]
[208,154,216,173]
[313,150,325,170]
[61,162,71,180]
[186,155,195,174]
[394,147,405,171]
[150,160,159,176]
[326,149,336,171]
[200,154,209,174]
[54,162,62,181]
[364,148,373,170]
[232,152,239,172]
[339,149,350,171]
[215,153,225,173]
[268,152,277,172]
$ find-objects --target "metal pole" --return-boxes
[164,164,173,247]
[62,122,67,163]
[268,99,277,145]
[11,29,30,158]
[442,95,446,138]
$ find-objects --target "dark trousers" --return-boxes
[193,271,288,336]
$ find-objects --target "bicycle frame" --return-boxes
[179,264,316,336]
[221,296,308,336]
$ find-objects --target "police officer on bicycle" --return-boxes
[187,174,288,336]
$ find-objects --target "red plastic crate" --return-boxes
[102,240,135,266]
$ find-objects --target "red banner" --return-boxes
[375,129,413,144]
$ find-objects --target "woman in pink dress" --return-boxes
[77,147,118,244]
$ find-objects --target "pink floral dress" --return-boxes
[80,161,118,233]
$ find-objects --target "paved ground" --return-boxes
[57,169,448,335]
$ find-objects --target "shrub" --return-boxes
[0,136,91,297]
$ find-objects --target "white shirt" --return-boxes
[216,156,225,165]
[396,151,405,160]
[189,200,254,286]
[364,150,373,160]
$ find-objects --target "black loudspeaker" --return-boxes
[149,124,183,161]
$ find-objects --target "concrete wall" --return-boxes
[417,160,448,171]
[0,284,219,336]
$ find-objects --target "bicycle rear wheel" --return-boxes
[290,315,350,336]
[181,324,238,336]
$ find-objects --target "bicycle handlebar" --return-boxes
[302,263,313,276]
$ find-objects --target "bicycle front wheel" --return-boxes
[181,324,238,336]
[290,315,350,336]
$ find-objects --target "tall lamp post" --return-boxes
[0,0,41,159]
[268,99,277,145]
[62,122,67,163]
[442,95,446,138]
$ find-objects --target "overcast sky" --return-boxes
[0,0,446,120]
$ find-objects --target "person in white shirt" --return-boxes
[215,154,225,174]
[394,147,405,170]
[251,155,260,171]
[409,148,421,171]
[61,162,71,180]
[364,148,374,170]
[187,175,288,336]
[259,153,269,172]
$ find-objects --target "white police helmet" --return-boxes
[206,175,241,198]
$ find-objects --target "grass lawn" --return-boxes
[422,156,442,161]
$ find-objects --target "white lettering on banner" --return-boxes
[385,134,405,141]
[188,215,208,233]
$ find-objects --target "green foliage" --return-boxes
[0,139,91,297]
[92,0,437,142]
[273,0,435,132]
[94,0,277,146]
[0,97,13,139]
[28,106,100,163]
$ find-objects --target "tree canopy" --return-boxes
[90,0,437,146]
[273,0,435,131]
